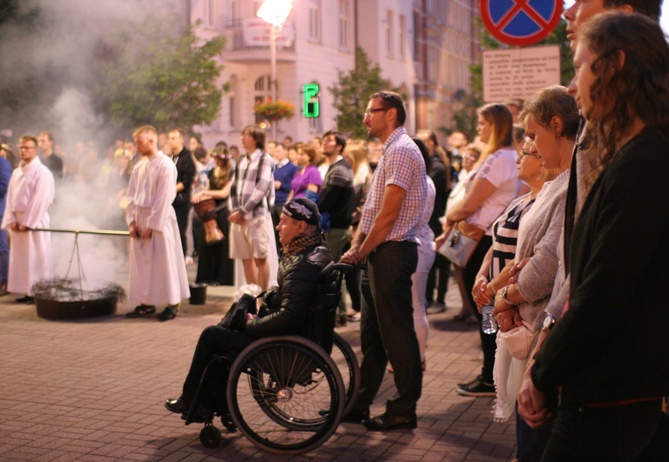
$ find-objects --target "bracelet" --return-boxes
[488,281,498,293]
[501,285,515,306]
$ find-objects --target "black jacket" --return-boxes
[172,148,196,207]
[532,128,669,405]
[245,243,333,338]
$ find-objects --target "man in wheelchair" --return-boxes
[165,198,333,421]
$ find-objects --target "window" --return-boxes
[399,15,406,60]
[338,0,350,51]
[309,0,321,43]
[230,0,239,23]
[413,11,420,61]
[205,0,216,27]
[228,76,238,129]
[254,75,273,124]
[386,9,394,58]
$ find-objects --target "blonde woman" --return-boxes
[436,103,521,397]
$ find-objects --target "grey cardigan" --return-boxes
[514,169,570,331]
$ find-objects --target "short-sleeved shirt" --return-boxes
[360,126,426,242]
[291,165,322,198]
[464,148,519,235]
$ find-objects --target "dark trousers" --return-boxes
[460,236,494,382]
[354,241,422,417]
[541,400,665,462]
[426,253,449,304]
[182,325,255,408]
[174,203,191,256]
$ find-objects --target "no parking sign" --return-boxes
[480,0,562,46]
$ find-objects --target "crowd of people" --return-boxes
[4,1,669,459]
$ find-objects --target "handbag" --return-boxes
[438,220,485,268]
[499,321,537,360]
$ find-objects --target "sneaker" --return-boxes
[185,256,195,265]
[456,376,495,397]
[426,301,446,315]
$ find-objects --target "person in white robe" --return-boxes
[1,135,55,303]
[125,126,189,321]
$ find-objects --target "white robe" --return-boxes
[125,153,190,306]
[1,157,55,295]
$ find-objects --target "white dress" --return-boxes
[2,157,55,295]
[125,153,190,306]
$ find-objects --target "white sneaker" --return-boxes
[185,256,195,265]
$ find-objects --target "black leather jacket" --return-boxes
[244,243,332,338]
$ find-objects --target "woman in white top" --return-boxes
[436,103,521,397]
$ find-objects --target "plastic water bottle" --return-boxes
[481,305,498,334]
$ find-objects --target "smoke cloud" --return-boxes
[1,0,184,291]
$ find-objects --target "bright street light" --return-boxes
[257,0,292,27]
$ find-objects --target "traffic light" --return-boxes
[303,83,320,118]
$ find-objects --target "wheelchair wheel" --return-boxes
[331,332,361,416]
[199,424,222,448]
[226,335,345,454]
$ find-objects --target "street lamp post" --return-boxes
[257,0,293,141]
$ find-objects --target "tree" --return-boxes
[95,20,227,133]
[328,46,400,139]
[0,1,227,143]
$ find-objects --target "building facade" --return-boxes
[187,0,479,147]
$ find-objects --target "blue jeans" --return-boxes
[354,241,421,418]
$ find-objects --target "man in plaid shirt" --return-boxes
[341,91,427,431]
[229,125,275,290]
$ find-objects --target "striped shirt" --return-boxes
[360,127,426,242]
[230,149,275,219]
[489,194,535,278]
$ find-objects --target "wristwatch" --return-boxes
[542,313,556,331]
[501,285,515,306]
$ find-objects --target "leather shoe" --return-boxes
[341,408,370,423]
[165,397,188,414]
[182,403,214,424]
[15,295,34,304]
[363,412,417,431]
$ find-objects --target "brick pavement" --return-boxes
[0,273,516,461]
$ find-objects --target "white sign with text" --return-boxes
[483,45,561,102]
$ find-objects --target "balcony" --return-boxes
[221,18,296,63]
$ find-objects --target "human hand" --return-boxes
[229,210,243,224]
[517,362,551,429]
[472,275,491,309]
[435,231,448,251]
[341,247,364,265]
[509,257,531,284]
[495,306,521,332]
[11,223,27,232]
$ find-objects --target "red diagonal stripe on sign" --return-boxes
[496,0,550,31]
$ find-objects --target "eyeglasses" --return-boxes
[364,107,388,118]
[519,150,540,159]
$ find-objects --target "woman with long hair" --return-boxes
[436,103,521,397]
[484,86,579,461]
[416,129,453,314]
[518,13,669,460]
[193,148,234,286]
[341,140,372,322]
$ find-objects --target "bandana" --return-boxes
[282,198,321,226]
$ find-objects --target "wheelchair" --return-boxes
[183,262,361,454]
